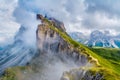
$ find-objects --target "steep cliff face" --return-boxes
[36,15,87,64]
[29,15,90,80]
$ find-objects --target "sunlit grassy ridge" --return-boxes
[90,47,120,63]
[90,48,120,74]
[1,18,120,80]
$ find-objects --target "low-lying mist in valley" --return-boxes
[0,22,39,74]
[21,50,91,80]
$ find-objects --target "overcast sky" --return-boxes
[0,0,120,43]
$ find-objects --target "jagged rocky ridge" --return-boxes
[0,14,106,80]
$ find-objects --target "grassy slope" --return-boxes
[1,18,120,80]
[90,48,120,74]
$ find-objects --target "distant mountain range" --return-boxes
[69,30,120,48]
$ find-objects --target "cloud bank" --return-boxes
[0,0,120,44]
[0,0,20,44]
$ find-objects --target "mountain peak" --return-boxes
[36,14,66,32]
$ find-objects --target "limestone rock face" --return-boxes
[49,17,66,32]
[82,71,103,80]
[61,68,104,80]
[36,14,88,65]
[36,15,69,53]
[36,23,65,53]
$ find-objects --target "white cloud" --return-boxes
[81,12,120,35]
[0,37,6,43]
[95,13,120,28]
[14,0,87,32]
[0,0,20,44]
[15,0,120,35]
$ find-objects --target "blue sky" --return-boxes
[0,0,120,44]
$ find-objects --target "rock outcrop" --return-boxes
[36,14,88,65]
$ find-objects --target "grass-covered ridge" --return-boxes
[90,47,120,63]
[1,17,120,80]
[90,48,120,73]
